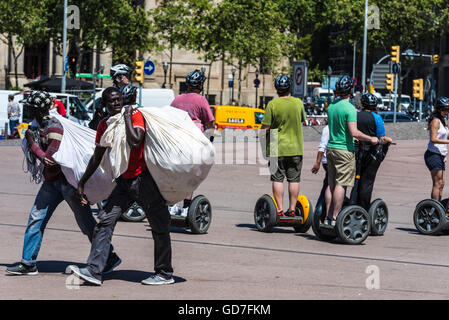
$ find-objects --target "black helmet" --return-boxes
[119,84,138,105]
[25,91,53,111]
[435,97,449,110]
[335,75,353,96]
[110,64,133,79]
[274,75,291,92]
[361,93,378,109]
[186,70,206,88]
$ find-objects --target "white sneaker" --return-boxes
[180,207,189,217]
[168,204,179,215]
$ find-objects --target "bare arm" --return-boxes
[429,119,449,144]
[311,151,324,174]
[347,121,379,145]
[124,106,145,149]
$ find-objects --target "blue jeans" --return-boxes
[9,120,18,136]
[21,177,99,266]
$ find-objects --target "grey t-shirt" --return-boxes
[8,101,20,121]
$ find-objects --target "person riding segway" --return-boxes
[254,75,313,233]
[414,97,449,235]
[168,70,215,234]
[311,76,380,244]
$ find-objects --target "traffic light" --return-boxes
[391,46,400,63]
[369,83,375,94]
[413,79,423,100]
[385,73,394,91]
[432,54,439,64]
[133,61,144,84]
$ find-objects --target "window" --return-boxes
[206,94,216,105]
[24,43,49,79]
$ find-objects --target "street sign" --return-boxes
[97,74,111,79]
[392,63,400,75]
[292,61,308,98]
[76,73,93,78]
[254,78,260,88]
[144,60,155,76]
[76,73,111,79]
[64,56,68,73]
[228,80,233,88]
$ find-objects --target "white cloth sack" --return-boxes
[100,106,215,205]
[50,111,116,204]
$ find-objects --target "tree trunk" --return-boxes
[238,59,242,103]
[169,40,173,89]
[207,60,213,100]
[262,73,266,109]
[220,53,225,105]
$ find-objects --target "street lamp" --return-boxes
[162,61,168,89]
[231,65,236,104]
[327,66,332,106]
[201,65,206,96]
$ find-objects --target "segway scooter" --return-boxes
[413,198,449,235]
[254,194,313,233]
[170,195,212,234]
[311,142,391,244]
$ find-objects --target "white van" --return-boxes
[85,88,176,112]
[0,90,25,135]
[313,87,334,101]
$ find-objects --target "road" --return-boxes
[1,139,449,300]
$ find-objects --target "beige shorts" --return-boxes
[326,147,356,187]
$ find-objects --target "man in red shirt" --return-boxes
[50,96,67,117]
[69,86,174,286]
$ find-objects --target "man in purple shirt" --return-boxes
[170,70,215,216]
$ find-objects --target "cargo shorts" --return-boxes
[326,148,356,187]
[269,155,303,183]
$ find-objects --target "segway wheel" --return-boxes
[336,205,371,245]
[187,195,212,234]
[311,199,337,242]
[293,197,313,233]
[369,199,388,236]
[121,202,147,222]
[254,195,277,232]
[413,199,446,235]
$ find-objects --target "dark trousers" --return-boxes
[86,170,173,279]
[317,164,328,205]
[356,150,383,211]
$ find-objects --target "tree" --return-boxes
[0,0,50,87]
[149,0,192,88]
[46,0,154,76]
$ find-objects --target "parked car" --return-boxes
[211,105,265,130]
[378,111,414,123]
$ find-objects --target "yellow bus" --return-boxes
[211,105,265,130]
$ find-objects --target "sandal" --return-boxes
[277,210,284,216]
[285,209,295,217]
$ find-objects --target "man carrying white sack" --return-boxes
[6,91,119,276]
[70,86,174,286]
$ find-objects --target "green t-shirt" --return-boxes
[261,96,306,157]
[327,98,357,151]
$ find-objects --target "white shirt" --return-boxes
[318,125,329,164]
[428,119,449,156]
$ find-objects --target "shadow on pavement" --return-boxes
[395,227,421,234]
[104,270,186,284]
[235,223,295,233]
[0,260,87,273]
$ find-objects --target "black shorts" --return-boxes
[424,150,446,171]
[269,156,303,183]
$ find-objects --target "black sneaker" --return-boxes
[6,263,38,275]
[103,252,122,275]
